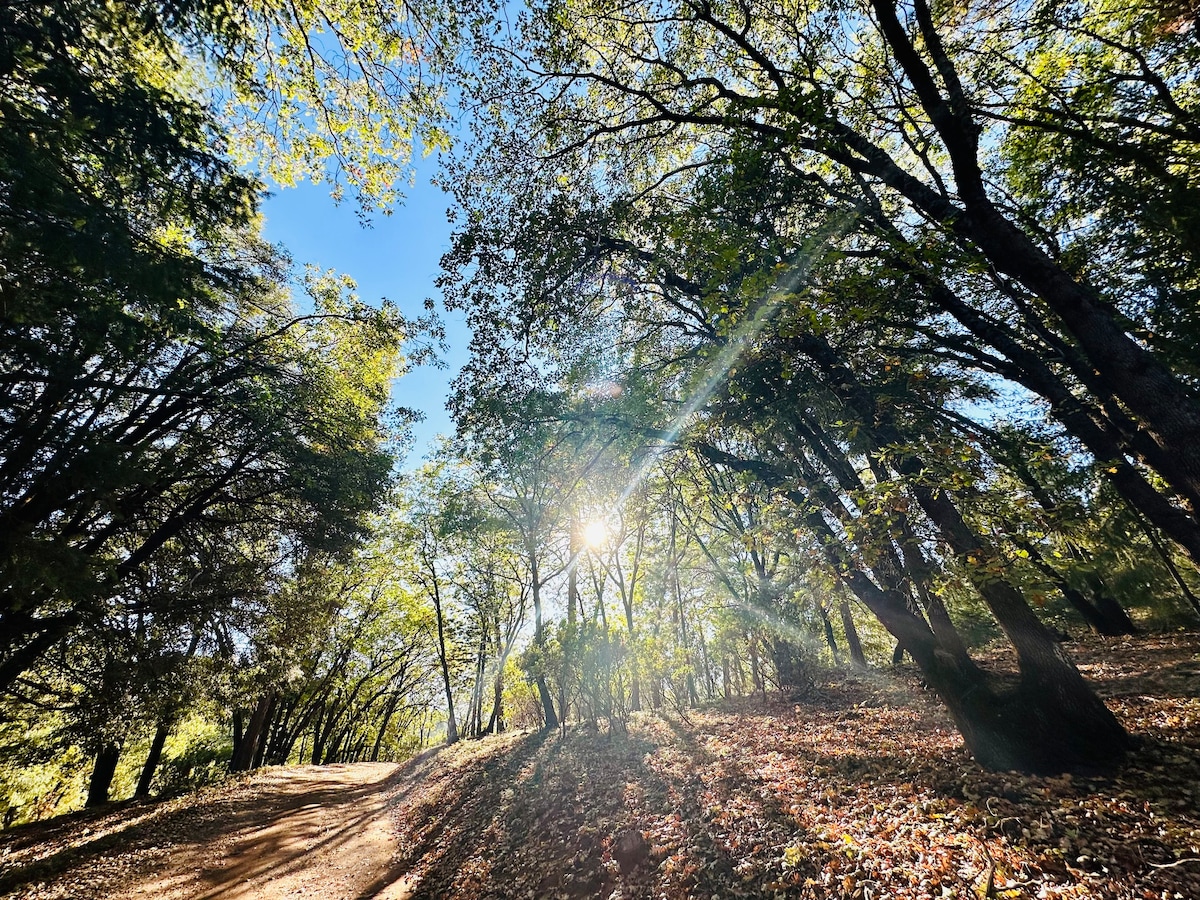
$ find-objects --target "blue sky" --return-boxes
[259,157,469,467]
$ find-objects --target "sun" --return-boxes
[580,519,608,549]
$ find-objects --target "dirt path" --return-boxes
[0,760,442,900]
[127,763,409,900]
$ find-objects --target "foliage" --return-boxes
[0,0,433,814]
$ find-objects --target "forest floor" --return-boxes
[1,631,1198,900]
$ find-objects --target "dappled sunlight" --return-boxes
[3,634,1198,899]
[0,763,413,900]
[7,2,1200,899]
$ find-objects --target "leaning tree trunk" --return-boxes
[780,331,1131,770]
[697,441,1129,772]
[839,599,868,669]
[86,742,122,807]
[371,694,401,762]
[896,469,1129,769]
[135,721,170,798]
[836,533,1128,773]
[883,230,1200,569]
[1014,537,1136,636]
[864,0,1200,510]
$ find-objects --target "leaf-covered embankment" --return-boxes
[387,632,1200,900]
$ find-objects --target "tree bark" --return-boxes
[697,439,1129,772]
[839,599,868,669]
[229,691,273,772]
[863,0,1200,507]
[135,722,170,798]
[860,205,1200,568]
[86,742,121,807]
[781,328,1128,759]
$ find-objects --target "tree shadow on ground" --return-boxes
[0,759,431,896]
[370,716,820,900]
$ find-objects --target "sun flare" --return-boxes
[580,519,608,549]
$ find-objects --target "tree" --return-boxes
[0,0,441,813]
[447,0,1200,566]
[394,463,477,744]
[249,550,434,770]
[1,0,416,691]
[437,67,1146,769]
[455,397,615,730]
[451,510,530,737]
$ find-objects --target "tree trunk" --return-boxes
[231,708,245,761]
[1131,508,1200,621]
[529,552,559,730]
[699,442,1129,772]
[1090,591,1138,635]
[841,544,1129,771]
[697,625,715,699]
[371,694,400,762]
[866,0,1200,509]
[251,701,273,770]
[135,722,170,798]
[1012,536,1136,636]
[486,666,505,734]
[819,603,841,664]
[788,331,1130,769]
[86,742,122,807]
[889,473,1130,769]
[230,691,273,772]
[430,579,458,744]
[733,652,747,696]
[469,630,487,738]
[1062,585,1127,636]
[839,599,868,668]
[310,706,326,765]
[770,638,807,691]
[748,636,765,698]
[888,238,1200,569]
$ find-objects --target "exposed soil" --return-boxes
[0,762,419,900]
[1,631,1198,900]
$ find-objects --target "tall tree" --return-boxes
[447,0,1200,565]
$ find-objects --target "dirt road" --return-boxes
[0,759,442,900]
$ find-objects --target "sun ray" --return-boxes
[613,211,858,510]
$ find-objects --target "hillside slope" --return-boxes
[1,633,1198,900]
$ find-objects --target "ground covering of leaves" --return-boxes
[1,631,1197,900]
[386,632,1200,900]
